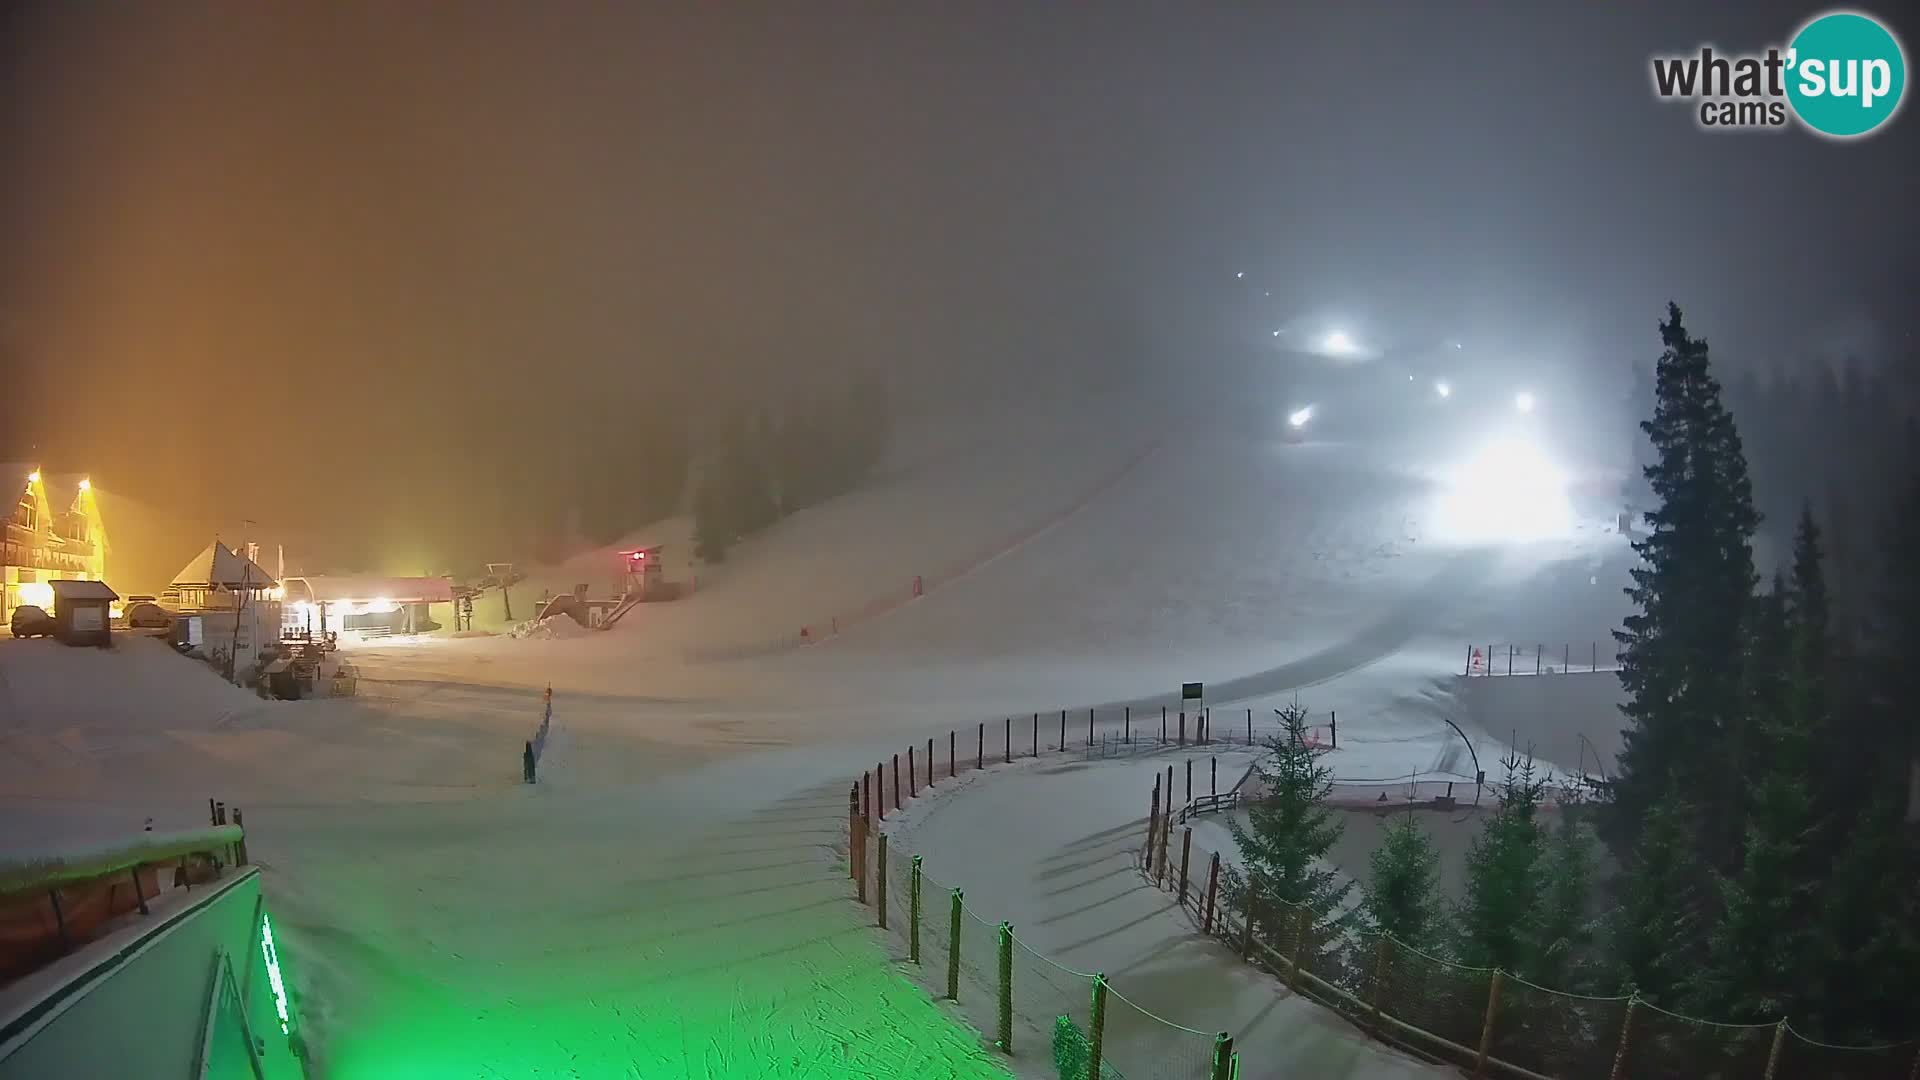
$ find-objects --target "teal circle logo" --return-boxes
[1786,11,1907,137]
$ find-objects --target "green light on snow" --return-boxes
[261,913,291,1036]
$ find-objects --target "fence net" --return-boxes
[1102,982,1220,1080]
[1613,1000,1774,1080]
[1489,974,1629,1080]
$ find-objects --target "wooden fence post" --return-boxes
[1088,708,1095,747]
[1291,906,1312,980]
[1474,970,1504,1078]
[1202,852,1221,933]
[977,722,984,769]
[1241,876,1257,959]
[1059,709,1066,750]
[909,855,923,964]
[847,784,861,883]
[928,737,935,787]
[947,889,963,1000]
[893,755,902,810]
[1005,717,1012,763]
[1186,759,1193,805]
[1033,712,1040,756]
[997,922,1014,1053]
[1179,710,1187,746]
[1330,710,1337,748]
[1156,810,1171,889]
[908,746,917,798]
[877,762,886,820]
[877,834,889,930]
[1145,779,1161,869]
[1211,756,1217,796]
[1608,994,1638,1080]
[1088,974,1110,1077]
[1125,705,1131,743]
[1763,1020,1789,1080]
[1368,936,1392,1031]
[1179,828,1193,906]
[1161,705,1167,742]
[1246,708,1253,745]
[950,731,957,778]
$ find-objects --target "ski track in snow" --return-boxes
[0,393,1636,1077]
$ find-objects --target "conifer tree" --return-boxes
[1807,789,1920,1043]
[1227,704,1352,963]
[1363,812,1443,950]
[1528,799,1598,991]
[1608,304,1762,866]
[1605,793,1705,1006]
[1456,755,1545,973]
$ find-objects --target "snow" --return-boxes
[0,824,242,894]
[0,381,1644,1077]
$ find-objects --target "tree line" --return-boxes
[1237,304,1918,1050]
[693,370,891,562]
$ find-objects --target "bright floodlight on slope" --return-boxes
[1322,330,1355,355]
[1436,380,1452,398]
[1514,390,1536,414]
[1288,406,1314,428]
[1432,434,1574,544]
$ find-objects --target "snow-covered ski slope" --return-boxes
[0,362,1636,1076]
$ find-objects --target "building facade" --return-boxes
[3,467,107,627]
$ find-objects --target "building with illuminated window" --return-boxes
[3,466,108,626]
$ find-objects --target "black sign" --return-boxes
[1181,682,1203,700]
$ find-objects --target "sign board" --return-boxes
[1181,682,1203,701]
[72,606,104,632]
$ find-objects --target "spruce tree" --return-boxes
[1227,704,1352,963]
[1807,789,1920,1042]
[1607,794,1709,1006]
[1363,812,1443,950]
[1528,800,1598,991]
[1608,303,1762,866]
[1456,754,1545,973]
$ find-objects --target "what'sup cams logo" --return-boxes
[1652,10,1906,138]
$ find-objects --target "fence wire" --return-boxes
[1776,1028,1920,1080]
[1103,982,1220,1080]
[1614,1000,1774,1080]
[1489,974,1628,1080]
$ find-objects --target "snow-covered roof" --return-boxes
[169,541,276,590]
[287,575,454,604]
[48,579,118,601]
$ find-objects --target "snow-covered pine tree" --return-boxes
[1226,703,1352,966]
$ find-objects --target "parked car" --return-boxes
[123,601,173,629]
[10,604,53,638]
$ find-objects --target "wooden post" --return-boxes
[851,787,868,904]
[1033,712,1040,756]
[1125,705,1131,743]
[877,834,890,930]
[1211,756,1217,796]
[1608,994,1637,1080]
[1241,876,1257,959]
[997,922,1013,1053]
[1162,705,1167,742]
[950,731,956,778]
[862,770,872,824]
[893,755,902,810]
[1246,707,1253,745]
[1144,779,1161,869]
[909,855,923,964]
[232,809,248,866]
[129,867,149,915]
[1179,710,1187,746]
[1368,936,1392,1030]
[1466,643,1474,675]
[847,785,861,883]
[48,890,69,949]
[1155,810,1171,888]
[1291,905,1312,980]
[1059,709,1066,750]
[928,737,935,787]
[1005,717,1011,763]
[1763,1020,1789,1080]
[947,889,963,1000]
[1088,974,1110,1077]
[1088,707,1095,747]
[1564,642,1570,671]
[1209,1034,1235,1080]
[908,746,917,798]
[1186,758,1193,805]
[1535,644,1542,675]
[877,761,886,820]
[977,722,984,769]
[1474,970,1504,1078]
[208,798,218,827]
[1506,644,1513,675]
[1202,852,1221,933]
[1592,640,1598,671]
[1179,828,1193,906]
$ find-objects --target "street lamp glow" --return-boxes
[1322,330,1354,355]
[1435,380,1452,398]
[1514,391,1536,414]
[77,477,91,491]
[26,470,40,484]
[1235,271,1245,279]
[1288,406,1314,428]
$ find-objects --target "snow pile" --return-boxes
[0,825,244,894]
[0,635,269,734]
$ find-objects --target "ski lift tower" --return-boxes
[618,545,664,600]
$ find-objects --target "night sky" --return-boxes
[3,2,1913,586]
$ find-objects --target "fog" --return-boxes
[3,2,1914,590]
